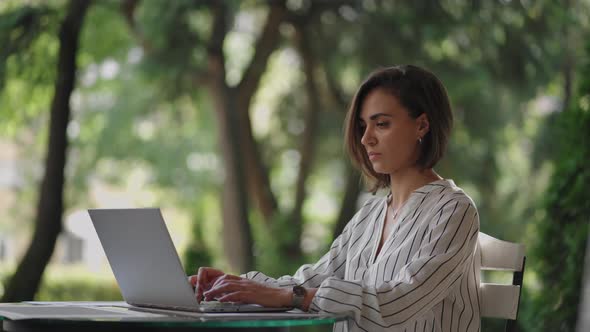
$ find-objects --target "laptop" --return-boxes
[88,208,289,313]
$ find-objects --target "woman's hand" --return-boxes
[188,267,226,303]
[203,275,292,308]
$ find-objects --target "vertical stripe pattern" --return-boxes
[243,179,480,332]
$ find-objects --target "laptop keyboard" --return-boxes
[134,301,241,313]
[199,300,245,312]
[200,300,237,307]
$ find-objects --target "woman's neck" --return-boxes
[388,168,442,209]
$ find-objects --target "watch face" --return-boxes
[294,285,306,296]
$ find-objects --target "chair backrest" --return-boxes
[478,232,526,332]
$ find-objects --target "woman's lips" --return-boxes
[368,152,381,161]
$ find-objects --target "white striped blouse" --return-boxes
[244,179,481,332]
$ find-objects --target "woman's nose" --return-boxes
[361,127,375,146]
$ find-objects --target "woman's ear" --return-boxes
[416,113,430,138]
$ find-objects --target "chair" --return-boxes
[478,232,526,332]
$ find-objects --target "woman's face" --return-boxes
[359,88,427,175]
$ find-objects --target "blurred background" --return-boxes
[1,0,589,331]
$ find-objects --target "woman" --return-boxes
[190,65,480,332]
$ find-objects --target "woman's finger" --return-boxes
[195,267,207,302]
[196,267,222,302]
[188,275,198,290]
[217,291,249,303]
[203,282,237,299]
[203,280,245,301]
[210,274,241,289]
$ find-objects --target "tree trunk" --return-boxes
[236,108,278,223]
[577,228,590,332]
[333,165,362,239]
[211,84,253,273]
[282,22,321,261]
[2,0,91,302]
[206,2,253,273]
[200,0,287,272]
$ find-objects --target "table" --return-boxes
[0,302,349,332]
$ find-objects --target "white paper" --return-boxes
[21,301,129,307]
[0,304,162,320]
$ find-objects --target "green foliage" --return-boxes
[521,42,590,331]
[78,1,134,66]
[36,278,122,302]
[134,0,210,99]
[252,200,339,279]
[0,4,58,136]
[0,5,54,89]
[251,211,308,277]
[0,267,121,301]
[311,0,580,246]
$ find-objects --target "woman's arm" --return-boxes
[203,199,382,308]
[241,199,381,288]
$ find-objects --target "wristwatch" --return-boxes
[291,285,307,309]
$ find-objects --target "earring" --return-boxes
[418,137,423,145]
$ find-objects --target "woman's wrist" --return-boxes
[301,288,317,311]
[280,287,292,307]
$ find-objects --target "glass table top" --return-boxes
[0,302,350,328]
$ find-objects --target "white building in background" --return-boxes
[0,140,22,266]
[0,235,14,262]
[0,209,109,273]
[58,210,107,272]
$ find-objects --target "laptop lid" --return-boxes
[88,208,199,309]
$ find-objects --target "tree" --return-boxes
[524,41,590,332]
[203,1,288,272]
[2,0,91,301]
[121,0,349,271]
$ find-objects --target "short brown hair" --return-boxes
[344,65,453,192]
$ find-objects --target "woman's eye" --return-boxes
[376,122,389,127]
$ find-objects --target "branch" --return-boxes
[120,0,152,52]
[207,1,228,63]
[191,68,212,88]
[236,0,287,104]
[323,64,349,111]
[284,0,358,26]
